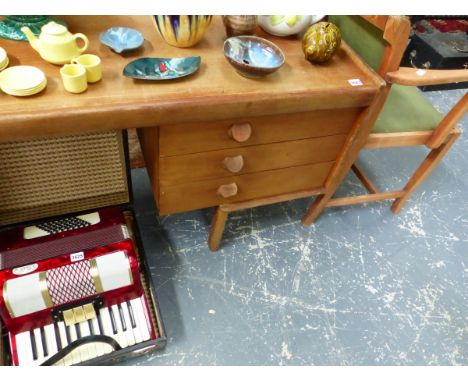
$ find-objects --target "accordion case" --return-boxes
[0,131,166,366]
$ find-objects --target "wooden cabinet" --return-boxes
[139,109,360,215]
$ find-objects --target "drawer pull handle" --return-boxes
[228,123,252,142]
[217,183,238,198]
[222,155,244,173]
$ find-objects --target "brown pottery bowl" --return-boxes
[223,35,285,78]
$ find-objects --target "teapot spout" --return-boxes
[21,27,40,52]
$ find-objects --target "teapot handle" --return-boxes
[73,33,89,54]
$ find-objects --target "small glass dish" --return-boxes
[123,56,201,80]
[99,27,144,54]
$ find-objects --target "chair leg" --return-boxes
[391,129,461,213]
[208,207,229,251]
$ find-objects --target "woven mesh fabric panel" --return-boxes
[0,132,129,225]
[46,260,96,306]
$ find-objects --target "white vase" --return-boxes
[258,15,313,37]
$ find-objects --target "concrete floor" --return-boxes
[123,88,467,366]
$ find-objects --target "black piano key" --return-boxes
[30,330,38,361]
[118,304,127,331]
[88,319,94,335]
[126,301,137,329]
[108,307,118,335]
[75,323,81,338]
[54,322,62,351]
[40,327,48,357]
[65,325,72,343]
[96,309,104,334]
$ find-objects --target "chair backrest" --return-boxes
[329,16,411,77]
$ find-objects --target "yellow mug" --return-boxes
[71,54,102,83]
[60,64,87,94]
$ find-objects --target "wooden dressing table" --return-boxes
[0,16,385,250]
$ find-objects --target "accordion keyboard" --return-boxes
[15,297,151,366]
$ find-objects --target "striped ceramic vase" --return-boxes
[154,15,213,48]
[222,16,258,37]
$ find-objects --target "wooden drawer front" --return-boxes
[159,108,360,156]
[160,134,347,186]
[158,161,333,215]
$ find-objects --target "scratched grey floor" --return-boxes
[122,88,467,366]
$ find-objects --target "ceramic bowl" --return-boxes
[123,56,201,80]
[223,36,285,78]
[99,27,144,53]
[258,15,313,37]
[153,15,212,48]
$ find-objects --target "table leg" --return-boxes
[208,207,229,251]
[302,86,389,226]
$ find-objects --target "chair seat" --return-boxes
[373,84,444,134]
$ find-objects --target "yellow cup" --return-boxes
[60,64,87,94]
[71,54,102,83]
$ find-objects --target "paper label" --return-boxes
[348,78,363,86]
[70,252,85,262]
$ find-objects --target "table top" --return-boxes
[0,16,384,142]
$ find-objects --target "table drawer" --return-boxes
[160,134,347,186]
[159,108,360,157]
[158,161,333,214]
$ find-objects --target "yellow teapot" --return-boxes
[21,22,89,65]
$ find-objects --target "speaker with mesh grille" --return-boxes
[0,132,129,226]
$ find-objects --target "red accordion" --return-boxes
[0,207,159,366]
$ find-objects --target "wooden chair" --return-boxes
[302,15,468,225]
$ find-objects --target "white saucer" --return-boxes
[0,57,9,72]
[0,47,6,65]
[1,77,47,96]
[0,65,46,92]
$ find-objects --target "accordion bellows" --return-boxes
[0,131,129,226]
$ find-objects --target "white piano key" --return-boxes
[67,324,82,365]
[15,331,34,366]
[119,303,136,346]
[90,317,108,357]
[43,324,58,365]
[33,328,45,365]
[73,323,90,362]
[79,321,97,360]
[130,297,151,341]
[57,321,75,366]
[125,301,143,345]
[110,304,128,348]
[51,323,64,366]
[99,307,120,351]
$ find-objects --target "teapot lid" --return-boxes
[42,21,68,35]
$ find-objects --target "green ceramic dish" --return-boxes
[123,56,201,80]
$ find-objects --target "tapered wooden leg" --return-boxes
[392,129,461,213]
[301,195,327,226]
[208,207,229,251]
[301,87,390,226]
